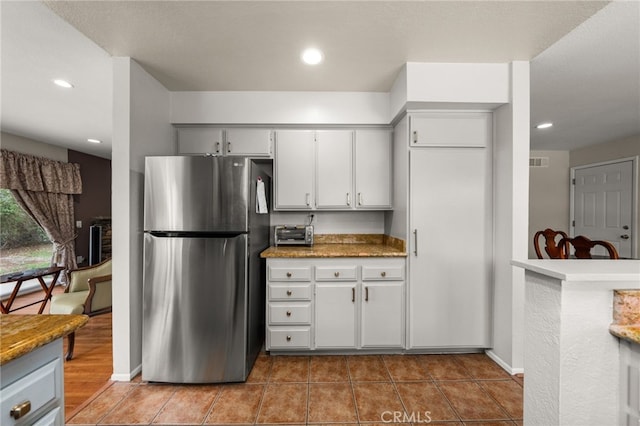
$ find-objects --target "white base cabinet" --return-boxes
[266,257,405,352]
[0,339,64,426]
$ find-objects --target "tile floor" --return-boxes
[67,353,524,425]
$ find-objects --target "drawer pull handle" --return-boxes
[286,272,292,278]
[286,335,292,341]
[365,286,369,302]
[334,271,340,277]
[352,287,355,303]
[286,310,292,317]
[286,290,292,296]
[10,400,31,420]
[381,271,386,277]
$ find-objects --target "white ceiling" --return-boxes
[1,1,638,159]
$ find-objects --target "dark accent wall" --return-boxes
[68,150,111,265]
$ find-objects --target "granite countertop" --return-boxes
[609,289,640,345]
[260,233,406,258]
[1,314,88,365]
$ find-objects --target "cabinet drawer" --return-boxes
[315,266,358,281]
[362,265,404,280]
[269,283,312,301]
[269,303,312,325]
[32,407,61,426]
[269,266,312,281]
[268,327,311,349]
[1,359,60,426]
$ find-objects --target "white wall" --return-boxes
[171,91,390,125]
[271,211,384,234]
[528,150,570,258]
[111,57,175,381]
[0,131,68,162]
[488,61,530,374]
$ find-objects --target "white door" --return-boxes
[315,283,356,348]
[573,160,634,258]
[360,282,403,348]
[355,129,392,209]
[274,130,315,209]
[316,130,353,209]
[409,148,492,348]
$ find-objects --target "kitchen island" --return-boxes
[261,234,407,352]
[1,315,88,426]
[512,259,640,426]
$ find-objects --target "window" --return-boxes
[0,189,51,275]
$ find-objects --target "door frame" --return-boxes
[569,156,639,259]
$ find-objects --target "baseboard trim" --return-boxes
[110,364,142,382]
[485,349,524,375]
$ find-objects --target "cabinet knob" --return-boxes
[334,271,340,277]
[286,335,292,341]
[286,310,292,317]
[381,271,386,277]
[286,290,292,296]
[286,272,292,278]
[10,400,31,420]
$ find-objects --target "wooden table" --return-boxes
[0,266,65,314]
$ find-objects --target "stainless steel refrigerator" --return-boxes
[142,156,270,383]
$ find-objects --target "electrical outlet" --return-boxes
[76,220,82,229]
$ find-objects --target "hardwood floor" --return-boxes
[5,286,113,419]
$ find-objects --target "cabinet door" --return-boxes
[225,128,272,156]
[361,281,404,348]
[410,112,490,147]
[316,130,353,209]
[177,128,223,155]
[409,148,492,348]
[355,129,392,209]
[315,283,356,349]
[274,130,315,209]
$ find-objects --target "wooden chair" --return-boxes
[558,235,619,259]
[533,228,569,259]
[50,258,112,360]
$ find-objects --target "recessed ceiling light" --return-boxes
[53,79,74,89]
[87,138,101,144]
[301,48,323,65]
[535,122,553,129]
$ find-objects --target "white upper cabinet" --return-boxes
[274,127,392,211]
[274,130,315,209]
[177,127,272,156]
[224,128,272,156]
[316,130,353,209]
[355,129,392,209]
[177,127,224,155]
[409,112,491,147]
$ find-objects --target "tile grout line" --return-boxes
[200,385,224,425]
[147,385,178,425]
[93,382,141,426]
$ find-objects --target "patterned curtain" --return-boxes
[0,149,82,271]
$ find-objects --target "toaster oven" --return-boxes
[274,225,314,246]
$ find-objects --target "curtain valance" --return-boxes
[0,149,82,194]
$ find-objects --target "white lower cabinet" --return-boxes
[266,258,405,352]
[0,339,64,426]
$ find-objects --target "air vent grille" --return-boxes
[529,157,550,167]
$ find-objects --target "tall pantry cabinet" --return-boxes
[400,111,493,349]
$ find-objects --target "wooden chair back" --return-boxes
[558,235,619,259]
[534,228,569,259]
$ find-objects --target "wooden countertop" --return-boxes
[1,314,88,365]
[260,233,406,258]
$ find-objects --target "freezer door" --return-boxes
[144,156,249,232]
[142,233,248,383]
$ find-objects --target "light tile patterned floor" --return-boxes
[67,353,524,425]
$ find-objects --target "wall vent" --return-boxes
[529,157,550,168]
